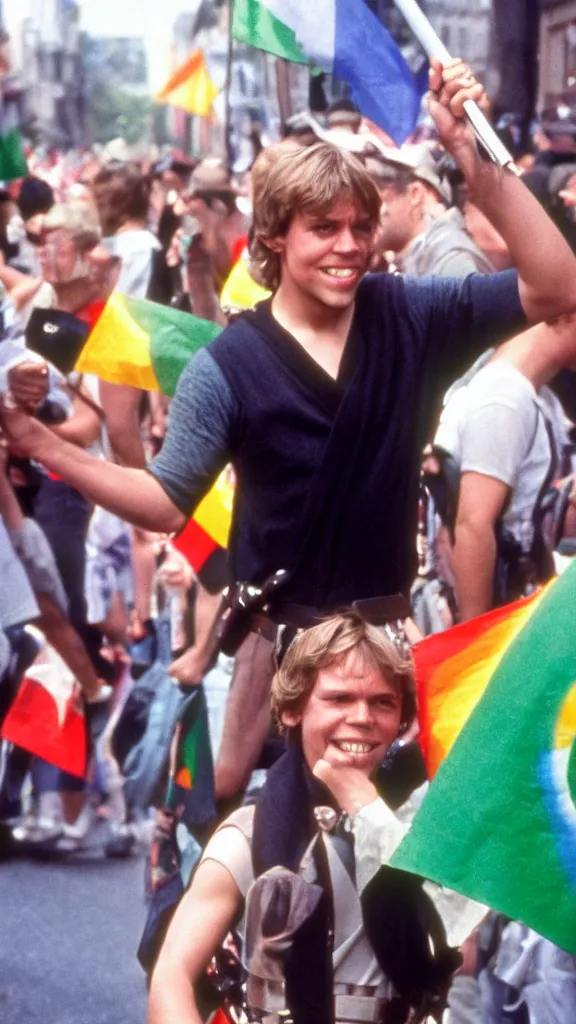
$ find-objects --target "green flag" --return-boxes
[0,95,27,182]
[232,0,309,64]
[391,563,576,953]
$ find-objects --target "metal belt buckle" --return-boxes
[334,993,387,1023]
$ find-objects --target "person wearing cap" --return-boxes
[326,98,363,134]
[182,158,250,296]
[283,112,321,149]
[374,146,494,277]
[4,59,576,806]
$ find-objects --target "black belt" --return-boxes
[270,594,412,630]
[224,591,412,655]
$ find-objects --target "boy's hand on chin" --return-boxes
[313,754,379,816]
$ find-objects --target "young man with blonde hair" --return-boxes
[148,611,479,1024]
[4,61,576,801]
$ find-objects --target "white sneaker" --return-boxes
[86,684,113,705]
[12,815,63,845]
[60,801,96,842]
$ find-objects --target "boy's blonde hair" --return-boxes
[271,611,416,730]
[251,143,381,291]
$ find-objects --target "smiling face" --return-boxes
[270,192,376,312]
[282,650,403,777]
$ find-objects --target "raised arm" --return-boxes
[429,59,576,323]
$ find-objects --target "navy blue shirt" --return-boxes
[150,270,526,605]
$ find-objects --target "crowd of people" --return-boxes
[1,56,576,1024]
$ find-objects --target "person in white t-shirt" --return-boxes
[433,319,576,622]
[92,162,160,300]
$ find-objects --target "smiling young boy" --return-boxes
[148,612,477,1024]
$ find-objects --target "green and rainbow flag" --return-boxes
[75,292,221,397]
[75,294,232,568]
[392,565,576,953]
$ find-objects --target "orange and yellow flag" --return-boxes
[156,49,219,117]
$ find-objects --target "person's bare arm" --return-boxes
[0,260,31,295]
[0,446,24,531]
[148,859,242,1024]
[452,472,509,621]
[429,60,576,322]
[215,632,275,801]
[51,388,101,448]
[168,580,224,685]
[98,380,147,468]
[185,233,228,327]
[0,404,185,534]
[36,593,102,702]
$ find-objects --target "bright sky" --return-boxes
[4,0,190,90]
[79,0,185,88]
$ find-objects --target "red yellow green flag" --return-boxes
[75,293,221,397]
[75,294,232,551]
[391,565,576,953]
[155,49,219,117]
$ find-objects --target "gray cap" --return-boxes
[373,143,452,206]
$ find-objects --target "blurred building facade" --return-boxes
[424,0,493,76]
[82,35,149,147]
[4,0,85,148]
[539,0,576,108]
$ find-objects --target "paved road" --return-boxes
[0,850,149,1024]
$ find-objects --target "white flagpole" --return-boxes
[393,0,518,173]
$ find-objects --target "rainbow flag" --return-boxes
[413,587,551,779]
[391,564,576,953]
[75,293,221,397]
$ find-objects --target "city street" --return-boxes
[0,851,149,1024]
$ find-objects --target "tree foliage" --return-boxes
[86,78,152,145]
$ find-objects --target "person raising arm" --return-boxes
[428,59,576,322]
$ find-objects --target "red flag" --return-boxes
[1,663,87,777]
